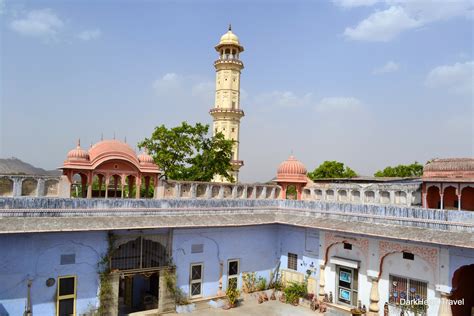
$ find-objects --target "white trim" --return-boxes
[330,256,360,269]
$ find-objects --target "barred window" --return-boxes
[389,275,427,305]
[288,253,298,271]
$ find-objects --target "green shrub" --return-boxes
[242,272,257,293]
[256,277,267,291]
[284,282,307,305]
[226,286,240,306]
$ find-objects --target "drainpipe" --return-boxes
[24,279,32,316]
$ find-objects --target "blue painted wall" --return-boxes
[0,231,107,316]
[277,225,319,278]
[449,246,474,286]
[172,224,320,299]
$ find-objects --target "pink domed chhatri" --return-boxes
[138,150,155,165]
[277,155,308,182]
[275,155,308,200]
[66,140,89,161]
[62,139,161,199]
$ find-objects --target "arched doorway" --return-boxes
[443,186,458,210]
[426,186,440,209]
[461,187,474,211]
[70,173,88,198]
[92,174,105,198]
[108,174,122,198]
[110,237,169,314]
[0,178,14,196]
[451,264,474,316]
[286,185,297,200]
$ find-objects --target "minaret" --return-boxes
[210,25,245,183]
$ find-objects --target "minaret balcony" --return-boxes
[214,58,244,67]
[231,160,244,167]
[209,108,245,117]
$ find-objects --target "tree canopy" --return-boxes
[138,122,235,182]
[374,162,423,177]
[307,161,357,180]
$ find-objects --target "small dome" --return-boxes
[67,140,89,161]
[219,30,240,46]
[138,150,154,164]
[276,155,308,184]
[278,155,307,175]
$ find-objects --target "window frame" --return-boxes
[189,263,203,299]
[287,253,298,271]
[336,265,358,307]
[227,259,240,290]
[56,275,77,316]
[388,274,428,306]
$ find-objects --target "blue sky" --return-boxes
[1,0,473,182]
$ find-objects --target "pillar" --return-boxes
[158,269,176,313]
[105,177,109,198]
[120,175,125,199]
[438,292,453,316]
[318,265,326,300]
[102,273,119,316]
[135,177,141,199]
[368,277,380,315]
[440,193,444,210]
[458,194,462,210]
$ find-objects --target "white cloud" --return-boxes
[372,61,400,74]
[425,61,473,95]
[253,91,313,108]
[344,6,420,42]
[315,97,363,112]
[77,29,101,41]
[332,0,379,8]
[343,0,473,42]
[9,8,64,39]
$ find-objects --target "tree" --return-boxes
[138,122,235,182]
[374,162,423,177]
[307,161,357,180]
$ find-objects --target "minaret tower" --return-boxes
[210,25,245,182]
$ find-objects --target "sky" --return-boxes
[1,0,473,182]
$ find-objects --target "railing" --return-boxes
[1,198,473,232]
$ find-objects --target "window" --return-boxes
[57,276,76,316]
[60,254,75,265]
[190,263,203,298]
[191,244,204,254]
[336,266,358,306]
[343,243,352,250]
[228,259,239,290]
[288,253,298,270]
[402,252,414,260]
[389,275,427,305]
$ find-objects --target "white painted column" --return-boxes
[457,194,462,210]
[440,194,444,210]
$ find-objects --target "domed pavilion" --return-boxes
[61,139,160,198]
[275,155,308,200]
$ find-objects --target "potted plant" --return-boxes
[350,307,364,316]
[226,286,240,308]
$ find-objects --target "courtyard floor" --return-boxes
[164,299,347,316]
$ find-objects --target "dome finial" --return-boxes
[77,138,81,147]
[228,23,232,31]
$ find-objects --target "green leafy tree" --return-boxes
[308,160,357,180]
[138,122,235,182]
[374,162,423,177]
